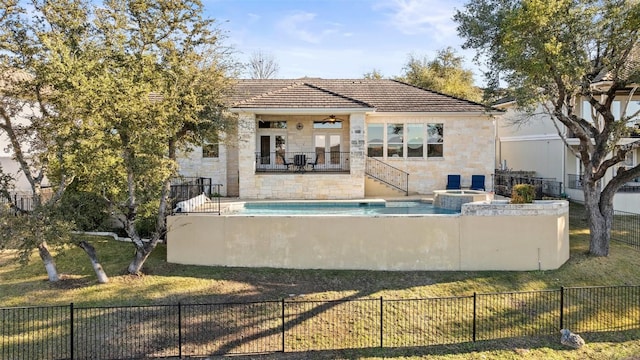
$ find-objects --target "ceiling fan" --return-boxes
[320,115,344,124]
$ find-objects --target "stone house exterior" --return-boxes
[177,79,499,199]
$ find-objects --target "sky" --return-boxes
[204,0,484,83]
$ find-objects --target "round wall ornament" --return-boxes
[296,122,304,130]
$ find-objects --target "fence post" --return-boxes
[379,296,383,348]
[281,299,285,353]
[69,302,74,360]
[472,293,477,342]
[560,287,564,330]
[178,302,182,359]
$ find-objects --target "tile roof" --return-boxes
[230,79,491,113]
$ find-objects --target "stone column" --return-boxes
[237,112,256,199]
[349,113,366,197]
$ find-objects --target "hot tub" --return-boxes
[433,189,492,211]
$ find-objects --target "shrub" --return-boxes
[511,184,536,204]
[58,189,111,231]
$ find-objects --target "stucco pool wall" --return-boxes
[167,200,569,271]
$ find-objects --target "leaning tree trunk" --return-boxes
[126,139,174,275]
[37,242,59,282]
[78,240,109,283]
[127,239,154,275]
[583,180,612,256]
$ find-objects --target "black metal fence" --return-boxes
[612,210,640,249]
[494,171,563,199]
[169,177,223,214]
[255,151,350,173]
[0,193,37,215]
[3,285,640,359]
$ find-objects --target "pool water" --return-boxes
[230,201,459,215]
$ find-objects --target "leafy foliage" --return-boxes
[397,47,482,102]
[510,184,535,204]
[57,183,110,232]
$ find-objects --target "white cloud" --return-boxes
[374,0,460,40]
[276,11,350,44]
[247,13,261,23]
[276,11,322,43]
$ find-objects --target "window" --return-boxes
[314,122,342,129]
[202,143,219,158]
[427,123,443,157]
[387,123,403,157]
[623,150,634,167]
[407,124,424,157]
[258,121,287,129]
[367,124,383,157]
[582,100,621,121]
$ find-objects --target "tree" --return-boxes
[247,50,279,79]
[397,47,482,102]
[0,0,109,282]
[455,0,640,256]
[70,0,237,274]
[363,68,384,79]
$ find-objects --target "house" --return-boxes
[495,93,640,212]
[0,98,44,194]
[176,79,500,199]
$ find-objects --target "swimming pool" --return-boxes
[168,199,570,271]
[228,200,460,215]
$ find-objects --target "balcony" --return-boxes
[255,151,350,173]
[568,174,640,192]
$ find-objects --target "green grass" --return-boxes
[3,201,640,359]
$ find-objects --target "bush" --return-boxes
[58,189,111,231]
[511,184,536,204]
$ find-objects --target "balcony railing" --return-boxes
[567,174,583,190]
[255,151,350,173]
[568,173,640,193]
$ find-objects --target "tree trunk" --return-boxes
[127,239,152,275]
[77,240,109,283]
[37,242,59,282]
[583,181,612,256]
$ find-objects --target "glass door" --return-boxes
[258,133,286,169]
[314,134,341,169]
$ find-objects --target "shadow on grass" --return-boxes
[193,330,640,359]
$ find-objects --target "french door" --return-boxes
[258,133,286,168]
[314,134,341,168]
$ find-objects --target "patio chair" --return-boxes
[307,155,319,170]
[470,175,486,191]
[446,174,461,190]
[278,153,293,170]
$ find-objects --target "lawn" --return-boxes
[2,201,640,359]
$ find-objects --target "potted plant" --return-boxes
[511,184,536,204]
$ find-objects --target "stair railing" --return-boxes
[365,156,409,195]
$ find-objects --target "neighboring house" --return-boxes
[495,93,640,212]
[176,79,499,199]
[0,105,43,194]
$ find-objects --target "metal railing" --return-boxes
[0,193,38,215]
[3,285,640,359]
[255,151,350,173]
[365,156,409,195]
[493,171,563,198]
[170,177,223,214]
[568,174,640,193]
[567,174,583,190]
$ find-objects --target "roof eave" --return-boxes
[230,107,376,115]
[366,110,503,117]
